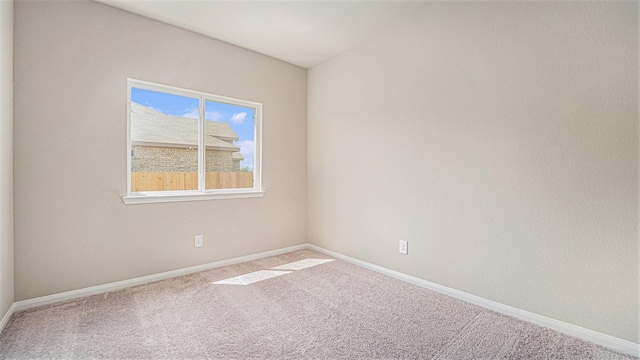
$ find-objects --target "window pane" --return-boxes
[204,100,255,189]
[130,88,199,192]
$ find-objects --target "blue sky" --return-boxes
[131,87,255,170]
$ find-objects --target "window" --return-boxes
[123,79,263,204]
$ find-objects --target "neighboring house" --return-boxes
[130,102,244,172]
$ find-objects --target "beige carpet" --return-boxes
[0,249,635,359]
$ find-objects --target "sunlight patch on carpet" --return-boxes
[212,270,291,285]
[270,258,335,271]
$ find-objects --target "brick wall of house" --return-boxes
[205,149,235,172]
[132,146,240,172]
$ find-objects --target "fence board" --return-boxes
[206,172,253,189]
[131,172,253,192]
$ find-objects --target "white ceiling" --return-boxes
[94,1,431,69]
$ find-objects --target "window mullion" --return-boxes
[198,97,205,192]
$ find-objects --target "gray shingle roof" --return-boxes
[131,102,241,153]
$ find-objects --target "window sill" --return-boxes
[123,190,265,205]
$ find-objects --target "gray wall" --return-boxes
[0,0,14,320]
[307,2,638,343]
[13,1,307,300]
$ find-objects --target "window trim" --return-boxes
[123,79,264,205]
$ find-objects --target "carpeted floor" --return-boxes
[0,249,636,359]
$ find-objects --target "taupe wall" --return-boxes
[308,2,638,342]
[13,1,306,300]
[0,0,14,319]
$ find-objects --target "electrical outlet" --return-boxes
[195,234,203,248]
[399,240,408,255]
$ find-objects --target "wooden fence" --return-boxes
[131,172,253,192]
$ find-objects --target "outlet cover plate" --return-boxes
[399,240,408,255]
[195,235,203,247]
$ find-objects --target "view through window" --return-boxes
[128,80,260,196]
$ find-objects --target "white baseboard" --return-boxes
[307,244,640,358]
[13,244,308,312]
[0,303,16,334]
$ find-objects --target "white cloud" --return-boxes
[144,103,163,113]
[180,108,199,119]
[206,111,224,121]
[230,112,247,124]
[180,108,224,121]
[238,140,254,170]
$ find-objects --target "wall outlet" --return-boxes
[399,240,408,255]
[194,234,203,248]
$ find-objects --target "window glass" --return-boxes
[130,88,199,192]
[204,100,255,189]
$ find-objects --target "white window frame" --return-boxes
[123,79,264,205]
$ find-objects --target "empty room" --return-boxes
[0,0,638,358]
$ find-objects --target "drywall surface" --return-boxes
[14,1,306,300]
[0,0,14,319]
[308,2,638,342]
